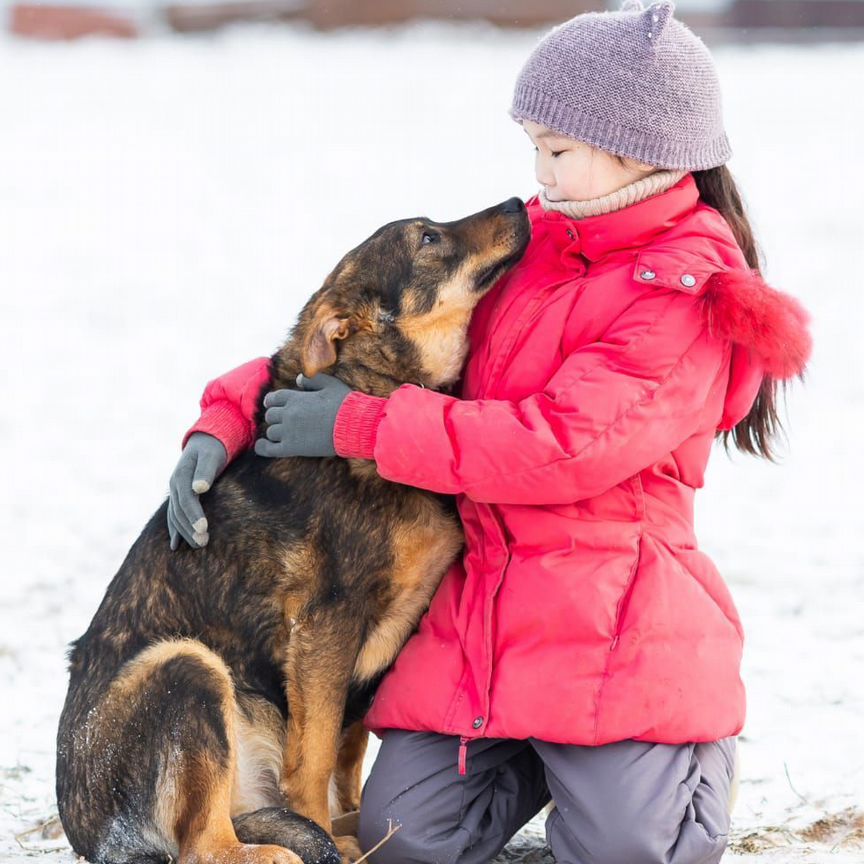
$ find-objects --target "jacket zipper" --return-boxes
[483,510,511,700]
[456,511,509,778]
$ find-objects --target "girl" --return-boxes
[167,2,812,862]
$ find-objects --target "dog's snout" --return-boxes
[500,197,525,215]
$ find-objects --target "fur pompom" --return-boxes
[701,269,812,380]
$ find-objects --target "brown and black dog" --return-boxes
[56,198,530,864]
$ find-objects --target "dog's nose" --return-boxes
[501,197,525,214]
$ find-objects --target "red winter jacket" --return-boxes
[184,175,811,747]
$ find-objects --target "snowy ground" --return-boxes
[1,21,862,864]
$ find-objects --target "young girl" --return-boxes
[167,2,812,862]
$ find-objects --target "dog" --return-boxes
[56,197,530,864]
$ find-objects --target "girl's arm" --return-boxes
[333,278,807,506]
[182,356,272,461]
[167,357,271,550]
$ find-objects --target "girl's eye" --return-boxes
[421,232,439,245]
[532,145,565,158]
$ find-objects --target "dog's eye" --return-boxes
[421,232,440,246]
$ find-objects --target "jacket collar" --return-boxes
[529,173,700,263]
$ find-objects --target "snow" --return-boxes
[1,21,862,864]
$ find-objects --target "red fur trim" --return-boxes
[701,269,812,379]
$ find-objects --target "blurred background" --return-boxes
[5,0,864,39]
[1,1,862,863]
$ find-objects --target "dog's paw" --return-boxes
[186,841,303,864]
[334,834,362,864]
[249,845,304,864]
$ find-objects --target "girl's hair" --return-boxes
[692,166,784,461]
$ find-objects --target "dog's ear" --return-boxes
[301,306,352,378]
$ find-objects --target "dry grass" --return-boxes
[729,807,864,855]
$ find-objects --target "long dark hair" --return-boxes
[692,165,785,460]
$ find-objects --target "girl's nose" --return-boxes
[536,173,555,192]
[534,156,554,188]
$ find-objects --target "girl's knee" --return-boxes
[546,806,655,864]
[546,804,729,864]
[357,781,405,863]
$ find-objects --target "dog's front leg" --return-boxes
[281,610,362,860]
[334,720,368,816]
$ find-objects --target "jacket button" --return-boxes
[640,270,656,281]
[566,229,575,240]
[680,274,697,288]
[472,716,484,729]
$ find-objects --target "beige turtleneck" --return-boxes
[539,169,687,220]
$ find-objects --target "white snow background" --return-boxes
[0,21,862,863]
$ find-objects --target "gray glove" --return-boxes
[254,373,352,459]
[167,432,228,550]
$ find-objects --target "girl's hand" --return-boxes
[167,432,228,550]
[255,373,352,459]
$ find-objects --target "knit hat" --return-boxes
[509,0,731,171]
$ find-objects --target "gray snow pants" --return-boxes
[357,732,736,864]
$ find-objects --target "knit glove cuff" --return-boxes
[183,400,254,462]
[333,391,388,460]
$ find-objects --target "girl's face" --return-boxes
[522,120,658,202]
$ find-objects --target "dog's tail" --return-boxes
[232,808,341,864]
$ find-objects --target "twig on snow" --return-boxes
[14,813,64,853]
[783,761,811,806]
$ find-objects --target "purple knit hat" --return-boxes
[509,0,731,170]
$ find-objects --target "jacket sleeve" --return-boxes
[365,287,727,505]
[182,356,272,462]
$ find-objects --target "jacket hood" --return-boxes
[701,268,813,430]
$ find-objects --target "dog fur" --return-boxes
[56,198,530,864]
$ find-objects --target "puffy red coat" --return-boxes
[185,174,811,749]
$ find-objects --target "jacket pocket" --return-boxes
[610,530,644,651]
